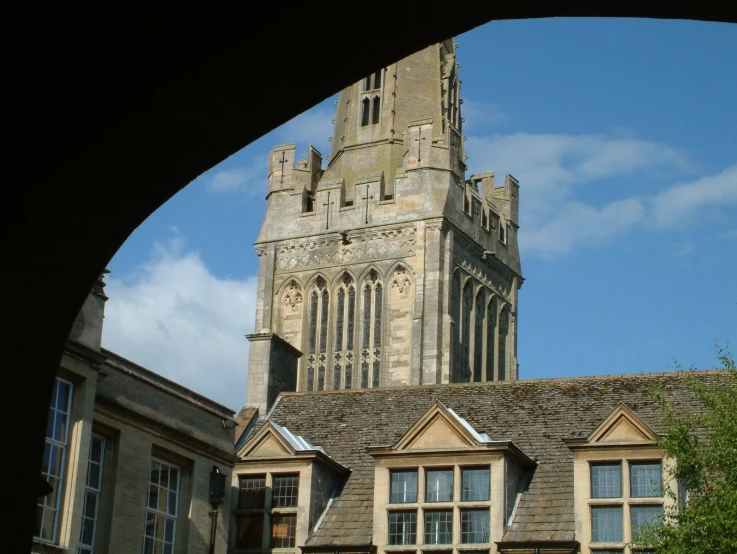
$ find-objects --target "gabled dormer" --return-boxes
[368,402,534,554]
[231,421,349,553]
[565,403,674,554]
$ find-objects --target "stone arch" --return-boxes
[498,303,510,381]
[473,287,486,382]
[277,278,304,351]
[388,262,413,294]
[450,268,463,383]
[358,268,383,389]
[486,294,497,382]
[460,277,474,383]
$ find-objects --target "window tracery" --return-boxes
[306,277,329,391]
[333,274,356,390]
[360,270,383,388]
[461,280,473,383]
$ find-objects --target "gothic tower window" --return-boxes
[360,70,383,127]
[474,289,485,382]
[486,297,496,382]
[333,274,356,390]
[361,270,383,388]
[461,280,473,383]
[451,272,461,383]
[498,306,509,381]
[306,277,329,391]
[362,98,371,127]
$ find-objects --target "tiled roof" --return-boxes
[263,370,733,546]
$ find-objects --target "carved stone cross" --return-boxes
[278,151,288,184]
[323,191,334,230]
[362,184,373,224]
[414,128,426,162]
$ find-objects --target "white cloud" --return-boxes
[103,234,257,411]
[460,98,506,131]
[465,130,736,259]
[649,164,737,229]
[672,241,694,258]
[203,153,268,195]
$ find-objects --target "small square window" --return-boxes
[424,510,453,544]
[390,470,418,504]
[238,475,266,509]
[461,467,490,502]
[236,514,264,549]
[460,509,490,543]
[388,511,417,545]
[425,469,453,502]
[630,505,663,542]
[272,474,299,507]
[591,506,623,543]
[591,463,621,498]
[630,462,662,498]
[271,514,297,548]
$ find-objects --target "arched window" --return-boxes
[451,272,461,383]
[498,306,509,381]
[474,289,485,382]
[333,274,355,389]
[486,297,496,381]
[373,70,382,90]
[372,96,381,125]
[360,270,383,388]
[306,277,329,391]
[461,280,473,383]
[361,98,371,127]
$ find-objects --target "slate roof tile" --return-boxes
[259,371,732,547]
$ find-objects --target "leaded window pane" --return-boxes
[388,511,417,545]
[460,509,490,543]
[390,470,418,504]
[372,96,381,125]
[426,469,453,502]
[461,467,490,502]
[335,288,345,350]
[373,70,382,90]
[362,98,370,126]
[308,293,318,354]
[363,286,371,349]
[498,308,508,380]
[317,365,325,391]
[345,362,352,389]
[374,284,383,347]
[486,301,496,380]
[372,360,380,388]
[319,291,329,353]
[36,378,73,543]
[271,514,297,548]
[462,282,473,382]
[591,506,623,543]
[424,510,453,544]
[238,475,266,509]
[361,362,369,388]
[272,475,299,507]
[591,463,621,498]
[236,514,264,549]
[630,462,662,498]
[347,287,355,350]
[631,505,663,541]
[333,363,341,389]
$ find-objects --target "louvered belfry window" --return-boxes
[306,277,329,391]
[333,274,356,389]
[360,270,383,388]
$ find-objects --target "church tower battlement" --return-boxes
[246,39,523,414]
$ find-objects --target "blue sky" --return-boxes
[103,18,737,410]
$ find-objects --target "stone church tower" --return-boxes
[246,39,523,414]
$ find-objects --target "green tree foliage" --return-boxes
[634,346,737,553]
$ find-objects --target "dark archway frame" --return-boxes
[4,3,734,551]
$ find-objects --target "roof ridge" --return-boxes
[278,369,730,397]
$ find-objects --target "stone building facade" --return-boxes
[33,274,238,554]
[246,39,523,415]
